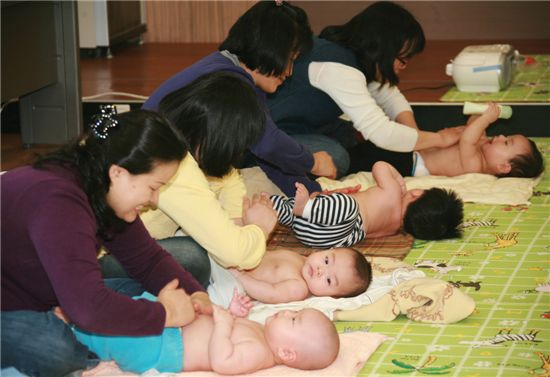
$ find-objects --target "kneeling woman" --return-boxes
[1,110,211,376]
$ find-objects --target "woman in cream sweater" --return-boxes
[101,72,277,286]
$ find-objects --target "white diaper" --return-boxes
[206,256,245,309]
[412,152,430,177]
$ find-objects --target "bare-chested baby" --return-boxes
[348,103,543,179]
[230,247,372,304]
[63,293,340,375]
[271,160,464,245]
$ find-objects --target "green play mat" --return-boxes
[441,55,550,102]
[341,138,550,377]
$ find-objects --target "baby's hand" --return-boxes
[228,288,253,318]
[482,102,500,123]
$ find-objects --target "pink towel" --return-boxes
[83,332,388,376]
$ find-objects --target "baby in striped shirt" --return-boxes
[271,161,464,246]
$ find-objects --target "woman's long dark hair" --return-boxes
[158,71,265,178]
[34,110,186,238]
[219,1,312,77]
[320,1,425,86]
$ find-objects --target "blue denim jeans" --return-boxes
[1,279,153,377]
[1,310,95,377]
[99,236,211,288]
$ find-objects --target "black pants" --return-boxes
[348,140,414,177]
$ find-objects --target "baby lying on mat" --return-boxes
[349,103,544,178]
[59,293,339,375]
[230,247,372,304]
[271,161,463,246]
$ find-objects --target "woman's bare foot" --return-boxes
[293,182,310,216]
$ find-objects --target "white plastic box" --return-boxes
[445,44,518,92]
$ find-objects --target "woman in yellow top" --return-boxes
[100,72,277,286]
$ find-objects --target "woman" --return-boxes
[268,1,462,177]
[1,110,211,376]
[143,0,335,197]
[102,72,279,276]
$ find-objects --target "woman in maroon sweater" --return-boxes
[1,110,212,376]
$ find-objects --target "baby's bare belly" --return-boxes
[181,314,214,371]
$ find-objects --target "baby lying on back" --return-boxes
[66,294,340,375]
[230,247,372,304]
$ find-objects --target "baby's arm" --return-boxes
[209,306,270,374]
[233,270,309,304]
[372,161,406,196]
[459,103,500,172]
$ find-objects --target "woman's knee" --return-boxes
[158,237,211,287]
[292,134,350,177]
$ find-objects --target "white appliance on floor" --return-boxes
[445,44,519,92]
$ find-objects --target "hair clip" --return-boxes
[275,0,284,6]
[90,105,118,139]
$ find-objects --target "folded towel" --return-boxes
[83,332,389,377]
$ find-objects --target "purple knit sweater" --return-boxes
[1,165,204,336]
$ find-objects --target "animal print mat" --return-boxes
[340,137,550,376]
[267,225,414,260]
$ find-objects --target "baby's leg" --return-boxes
[293,182,310,217]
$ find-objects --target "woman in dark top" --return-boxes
[1,110,212,376]
[268,1,462,177]
[143,1,336,196]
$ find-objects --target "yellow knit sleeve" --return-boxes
[207,168,246,220]
[143,155,266,269]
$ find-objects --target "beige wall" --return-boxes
[143,1,550,43]
[143,1,254,43]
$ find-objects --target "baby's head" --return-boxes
[403,188,463,240]
[264,308,339,370]
[301,247,372,298]
[481,135,544,178]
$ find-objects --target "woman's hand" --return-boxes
[436,126,465,148]
[53,307,71,324]
[158,279,196,327]
[311,151,337,179]
[321,184,361,195]
[191,291,213,315]
[242,192,277,240]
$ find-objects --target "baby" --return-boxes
[271,160,464,246]
[230,247,372,304]
[68,294,339,375]
[349,103,544,178]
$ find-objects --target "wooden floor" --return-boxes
[2,39,549,171]
[79,39,550,103]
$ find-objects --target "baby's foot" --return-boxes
[293,182,310,217]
